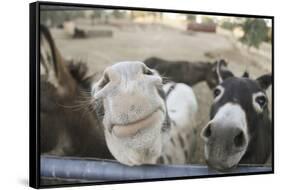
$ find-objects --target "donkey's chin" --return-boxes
[104,108,165,166]
[206,151,245,171]
[206,160,238,172]
[112,109,163,138]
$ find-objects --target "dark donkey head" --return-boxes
[40,25,112,158]
[201,67,272,171]
[144,57,231,89]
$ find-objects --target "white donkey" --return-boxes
[92,61,198,165]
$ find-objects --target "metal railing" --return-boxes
[41,156,272,182]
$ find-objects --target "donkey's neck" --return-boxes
[241,118,271,164]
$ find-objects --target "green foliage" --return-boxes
[202,16,215,24]
[239,18,268,48]
[221,21,237,30]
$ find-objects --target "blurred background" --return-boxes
[40,5,272,164]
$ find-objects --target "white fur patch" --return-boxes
[161,83,198,164]
[164,83,198,131]
[211,103,248,133]
[216,62,223,83]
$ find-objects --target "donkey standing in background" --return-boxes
[144,57,232,89]
[201,66,272,171]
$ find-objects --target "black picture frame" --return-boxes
[30,1,274,188]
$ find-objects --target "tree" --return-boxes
[202,16,215,24]
[239,18,268,48]
[221,21,236,30]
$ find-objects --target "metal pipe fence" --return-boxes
[41,155,272,182]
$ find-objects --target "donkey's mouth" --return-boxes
[112,109,163,138]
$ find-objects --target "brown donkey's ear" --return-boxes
[40,25,76,96]
[256,74,272,90]
[215,59,234,83]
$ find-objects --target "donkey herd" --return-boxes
[40,25,272,172]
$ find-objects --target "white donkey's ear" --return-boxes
[216,59,234,83]
[256,74,272,90]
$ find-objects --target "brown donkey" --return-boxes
[144,56,232,89]
[40,25,112,159]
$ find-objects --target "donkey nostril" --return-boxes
[234,131,246,148]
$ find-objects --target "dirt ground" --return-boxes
[50,21,272,164]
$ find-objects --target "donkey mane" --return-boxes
[66,59,94,90]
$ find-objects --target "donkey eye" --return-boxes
[143,67,154,75]
[255,95,267,107]
[213,88,221,97]
[213,86,224,102]
[252,92,267,113]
